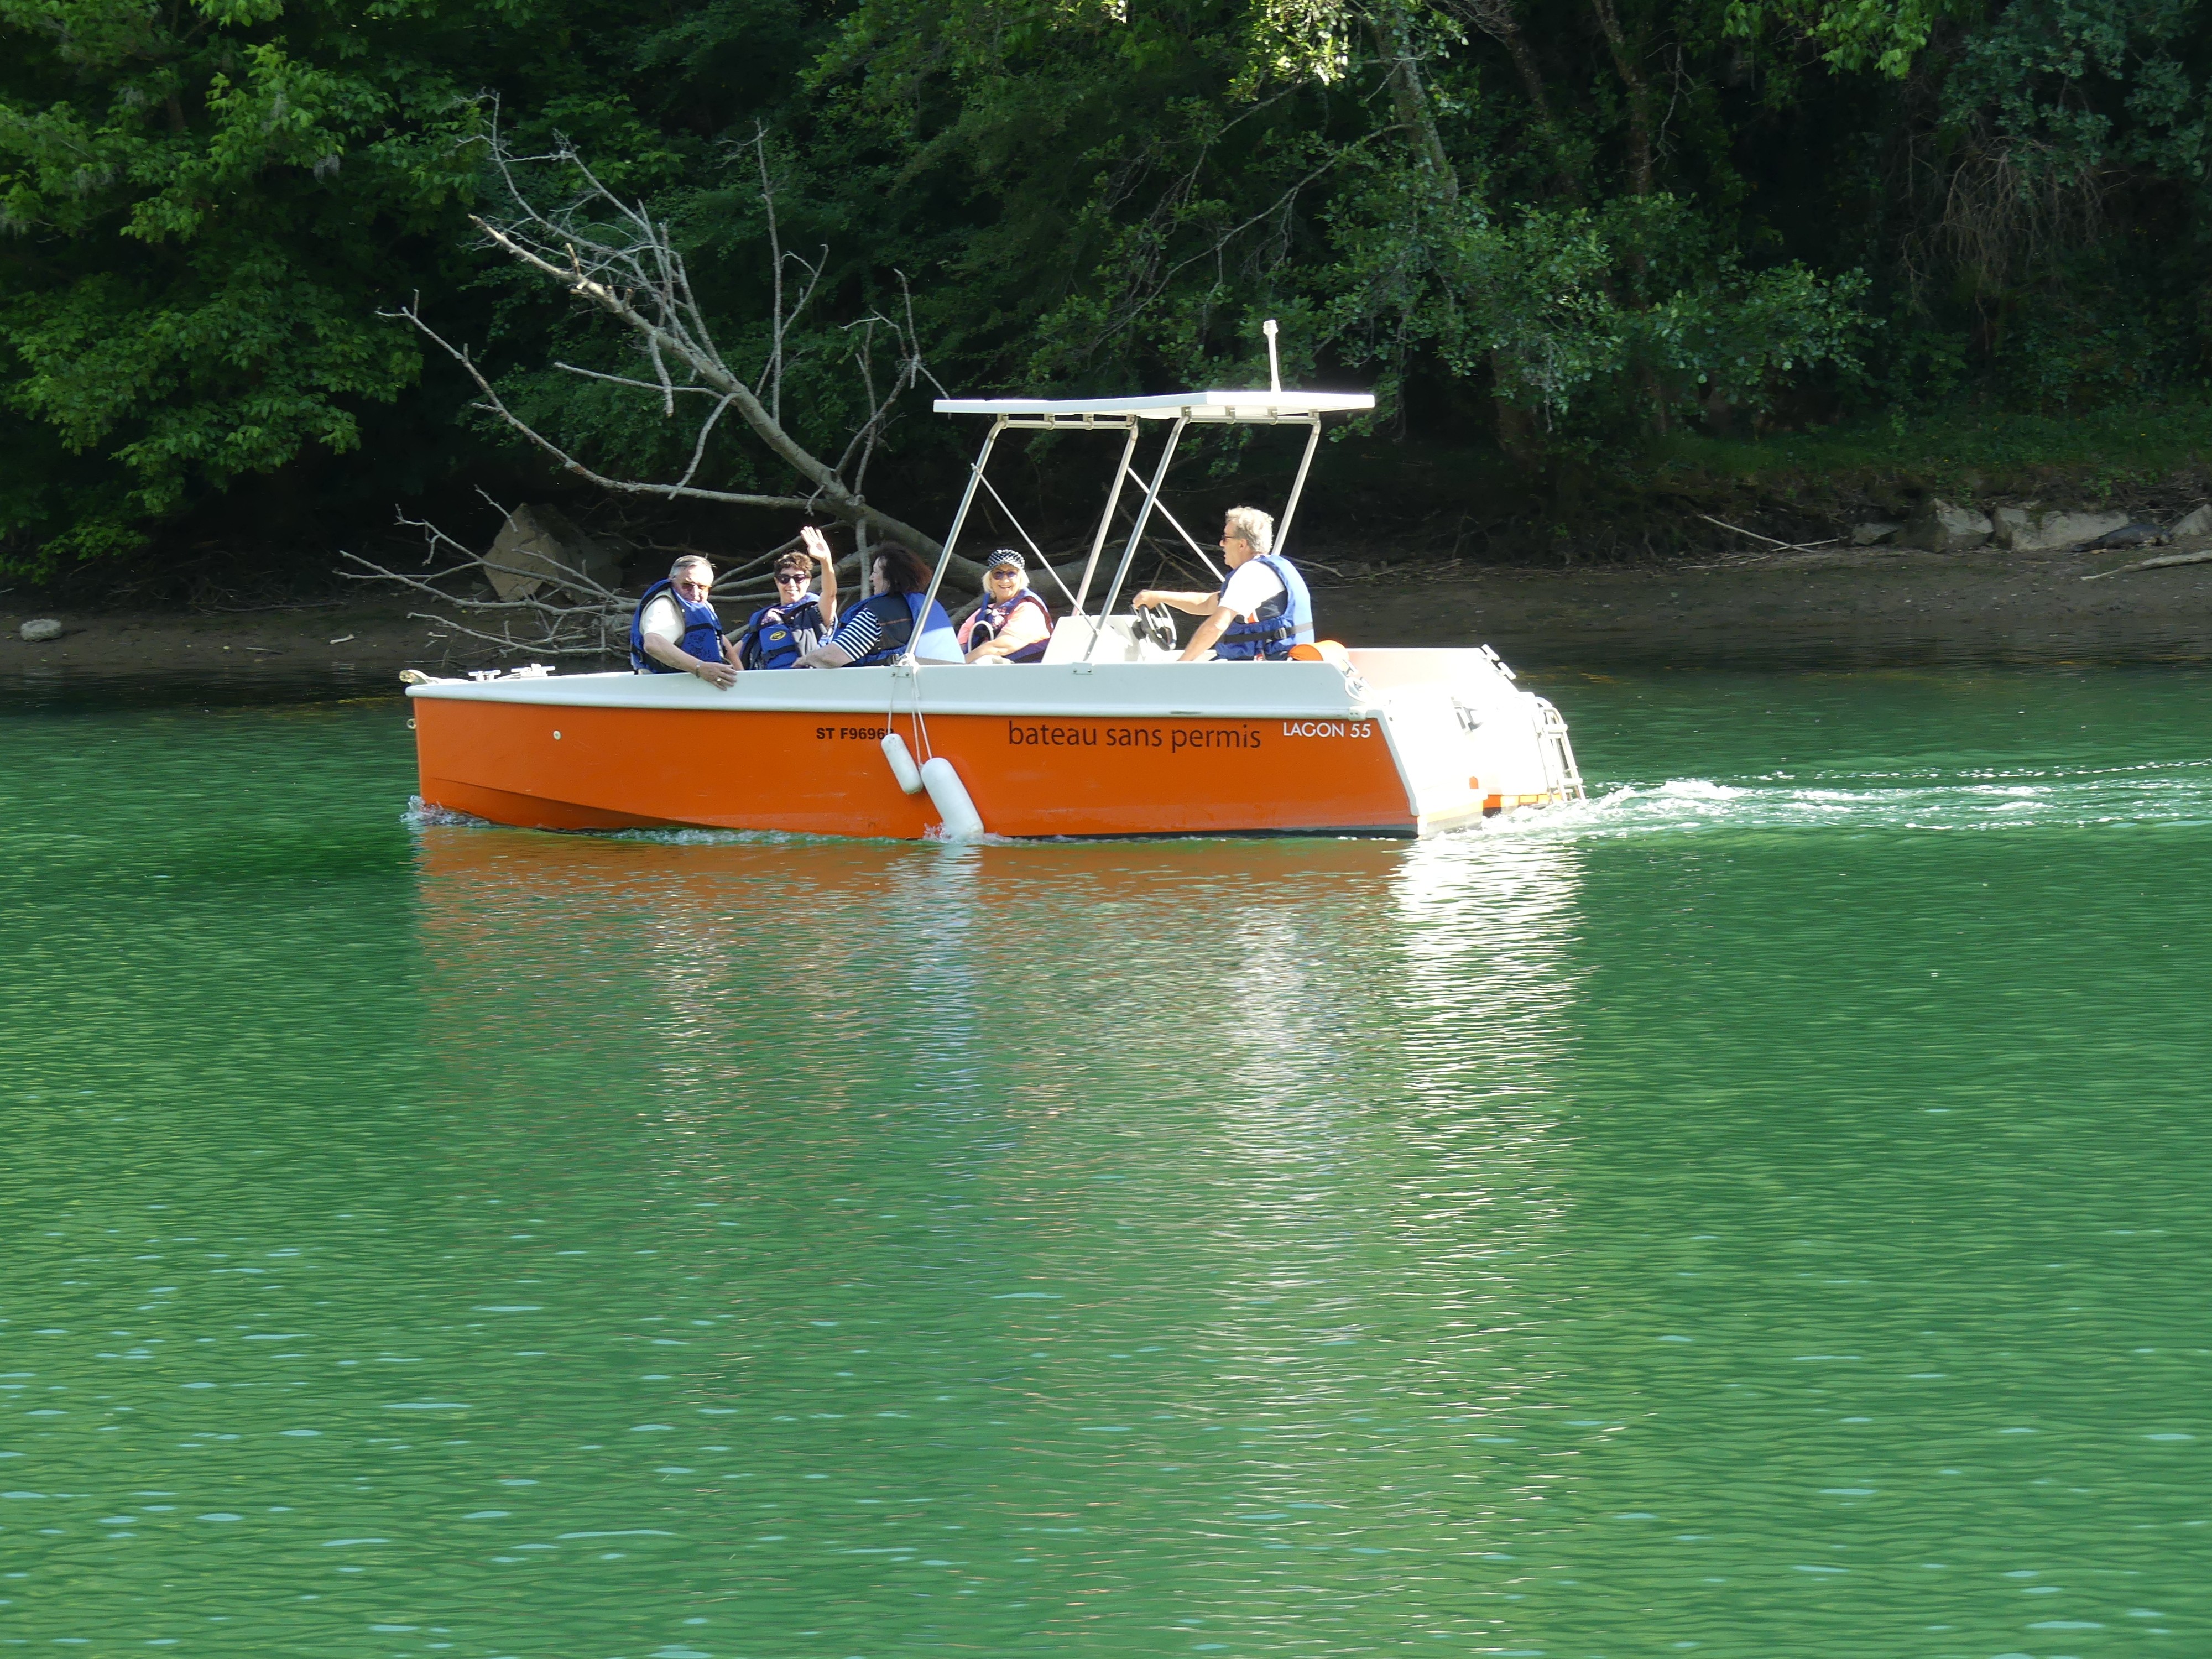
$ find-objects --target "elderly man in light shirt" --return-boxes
[633,553,740,687]
[1133,505,1313,662]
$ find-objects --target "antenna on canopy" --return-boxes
[1262,319,1281,394]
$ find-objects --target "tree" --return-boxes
[0,0,524,566]
[8,0,2212,572]
[817,0,1875,439]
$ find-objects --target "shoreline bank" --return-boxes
[8,541,2212,694]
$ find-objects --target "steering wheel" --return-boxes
[1131,604,1178,651]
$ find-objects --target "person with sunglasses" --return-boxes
[1132,505,1313,663]
[733,524,841,671]
[958,550,1054,664]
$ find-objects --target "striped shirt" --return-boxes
[826,593,963,664]
[827,603,893,661]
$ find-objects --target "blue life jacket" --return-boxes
[910,593,963,662]
[629,579,724,674]
[966,589,1053,662]
[838,592,962,667]
[739,594,827,670]
[1215,554,1314,661]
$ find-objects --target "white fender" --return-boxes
[880,732,924,795]
[919,756,986,839]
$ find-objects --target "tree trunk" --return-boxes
[1481,3,1581,201]
[1366,1,1459,201]
[1586,0,1664,430]
[1489,3,1553,122]
[1588,0,1653,196]
[1489,352,1547,466]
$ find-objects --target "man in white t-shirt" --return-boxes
[1132,505,1310,662]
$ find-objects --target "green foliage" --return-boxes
[803,0,1886,452]
[1724,0,1975,77]
[1653,392,2212,508]
[0,1,503,562]
[1317,177,1869,441]
[1946,0,2209,173]
[0,0,653,569]
[6,0,2212,570]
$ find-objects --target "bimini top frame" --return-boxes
[914,377,1374,664]
[931,389,1374,423]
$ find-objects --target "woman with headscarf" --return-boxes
[958,549,1054,664]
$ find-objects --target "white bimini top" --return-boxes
[931,389,1374,424]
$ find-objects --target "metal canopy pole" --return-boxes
[907,416,1005,663]
[972,469,1082,610]
[1086,414,1188,662]
[1274,415,1324,554]
[1073,422,1142,620]
[1117,463,1224,583]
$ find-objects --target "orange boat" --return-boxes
[407,384,1584,839]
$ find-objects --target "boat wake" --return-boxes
[1486,757,2212,839]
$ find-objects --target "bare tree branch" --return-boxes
[340,550,630,659]
[347,109,1009,660]
[384,296,818,511]
[405,609,612,659]
[553,362,724,397]
[447,128,951,556]
[748,125,830,425]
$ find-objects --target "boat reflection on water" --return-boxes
[409,815,1587,1280]
[407,821,1586,1201]
[407,823,1590,1620]
[1180,831,1587,1521]
[408,826,1583,1123]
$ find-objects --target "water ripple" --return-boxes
[7,672,2212,1657]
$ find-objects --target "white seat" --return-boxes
[1040,615,1180,665]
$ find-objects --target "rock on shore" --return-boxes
[1993,505,2130,552]
[1905,500,1993,552]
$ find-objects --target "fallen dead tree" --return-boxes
[343,117,998,655]
[2081,549,2212,582]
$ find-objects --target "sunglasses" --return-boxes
[988,566,1024,578]
[775,571,809,583]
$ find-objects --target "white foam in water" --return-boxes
[1483,756,2212,839]
[403,800,844,845]
[611,826,821,846]
[404,799,1006,848]
[403,796,493,829]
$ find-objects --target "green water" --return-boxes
[3,667,2210,1658]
